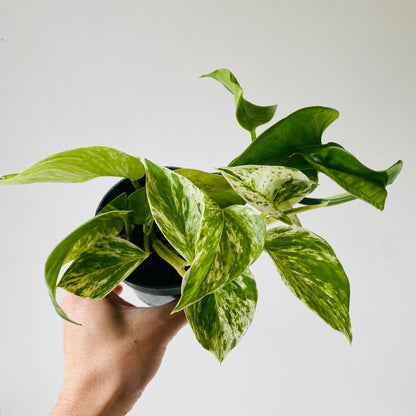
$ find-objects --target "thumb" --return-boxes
[146,300,188,344]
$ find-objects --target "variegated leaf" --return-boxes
[173,199,224,310]
[218,165,311,216]
[265,225,352,342]
[58,236,149,300]
[145,160,206,262]
[176,168,245,208]
[185,269,258,362]
[174,204,265,311]
[0,146,144,184]
[45,211,132,323]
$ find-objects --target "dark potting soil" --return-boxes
[126,225,183,288]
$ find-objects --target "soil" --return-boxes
[127,224,183,287]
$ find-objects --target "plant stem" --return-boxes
[250,129,257,141]
[123,218,133,242]
[265,193,357,225]
[144,231,150,253]
[130,179,141,190]
[283,201,329,216]
[150,234,189,277]
[299,193,357,207]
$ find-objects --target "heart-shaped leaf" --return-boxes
[298,145,403,210]
[58,236,149,300]
[185,269,258,362]
[218,165,311,216]
[0,146,144,184]
[202,68,277,139]
[145,160,206,262]
[45,211,132,323]
[265,225,352,342]
[174,204,265,311]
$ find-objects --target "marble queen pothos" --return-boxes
[0,68,402,362]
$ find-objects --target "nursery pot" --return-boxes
[96,174,182,306]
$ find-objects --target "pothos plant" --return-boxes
[0,69,402,362]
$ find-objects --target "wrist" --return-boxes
[51,370,129,416]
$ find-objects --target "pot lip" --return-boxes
[95,177,132,215]
[124,279,182,295]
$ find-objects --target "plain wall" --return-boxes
[0,0,415,415]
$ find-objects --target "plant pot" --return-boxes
[96,176,182,306]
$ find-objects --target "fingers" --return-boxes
[112,285,123,296]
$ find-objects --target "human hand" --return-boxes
[51,286,187,416]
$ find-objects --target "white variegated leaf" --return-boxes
[145,160,206,262]
[185,269,258,362]
[176,168,245,208]
[174,198,224,308]
[265,225,352,342]
[0,147,144,184]
[174,204,265,311]
[45,211,132,323]
[218,165,311,215]
[58,236,149,300]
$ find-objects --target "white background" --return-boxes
[0,1,415,415]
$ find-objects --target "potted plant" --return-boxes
[0,69,402,362]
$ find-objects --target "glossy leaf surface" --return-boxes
[266,225,352,342]
[0,146,144,184]
[175,204,265,311]
[218,165,311,215]
[202,69,277,137]
[58,236,149,299]
[176,168,245,208]
[145,160,206,262]
[45,211,132,322]
[229,106,339,170]
[185,269,258,362]
[299,145,403,210]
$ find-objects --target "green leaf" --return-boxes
[265,225,352,342]
[229,107,339,178]
[0,146,144,185]
[185,269,258,362]
[218,165,311,216]
[202,69,277,139]
[128,188,153,233]
[298,145,403,210]
[99,193,129,214]
[58,236,149,300]
[174,204,265,311]
[175,168,245,208]
[45,211,132,323]
[145,160,206,262]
